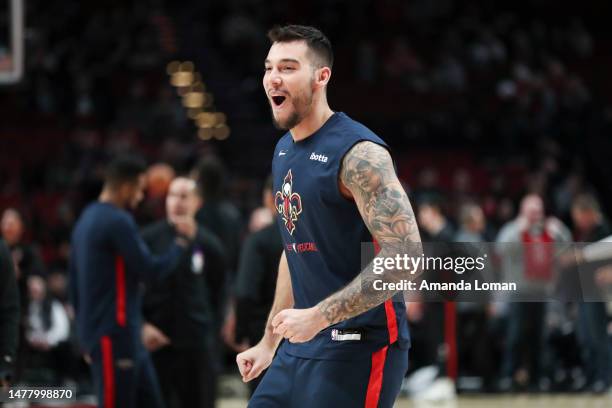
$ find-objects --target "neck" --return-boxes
[99,188,124,209]
[289,96,334,142]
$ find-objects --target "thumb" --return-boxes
[271,310,286,328]
[236,354,252,378]
[244,360,265,382]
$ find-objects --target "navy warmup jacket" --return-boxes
[69,202,182,353]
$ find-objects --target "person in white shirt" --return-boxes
[24,275,70,384]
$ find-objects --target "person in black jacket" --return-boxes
[0,238,19,388]
[235,176,283,395]
[1,208,46,384]
[192,156,243,354]
[1,208,46,309]
[142,176,227,408]
[571,193,611,392]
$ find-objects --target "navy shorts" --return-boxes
[89,331,165,408]
[249,343,408,408]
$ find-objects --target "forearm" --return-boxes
[318,140,422,326]
[317,243,421,325]
[261,251,293,349]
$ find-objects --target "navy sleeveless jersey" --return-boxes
[271,112,410,360]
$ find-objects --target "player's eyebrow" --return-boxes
[264,58,301,65]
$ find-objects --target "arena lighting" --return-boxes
[202,92,214,108]
[213,124,230,140]
[183,91,205,108]
[187,108,203,119]
[170,71,193,87]
[214,112,226,125]
[176,85,190,96]
[198,127,214,140]
[196,112,216,127]
[164,61,226,140]
[190,81,206,93]
[166,60,180,75]
[179,61,194,72]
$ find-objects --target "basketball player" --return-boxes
[236,25,422,407]
[69,156,194,408]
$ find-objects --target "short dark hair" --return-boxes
[194,155,227,200]
[104,155,147,188]
[418,193,444,213]
[267,24,333,69]
[572,192,601,214]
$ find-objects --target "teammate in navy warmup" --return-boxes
[236,25,422,407]
[70,156,194,408]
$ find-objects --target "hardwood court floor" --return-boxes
[218,394,612,408]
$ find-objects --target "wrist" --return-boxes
[311,305,331,331]
[260,331,280,351]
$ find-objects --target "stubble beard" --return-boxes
[270,87,314,131]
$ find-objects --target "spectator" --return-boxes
[495,194,572,391]
[455,203,486,243]
[1,208,46,383]
[454,203,495,390]
[23,275,70,385]
[193,156,242,277]
[142,177,227,408]
[1,208,46,309]
[413,196,456,380]
[0,239,19,388]
[418,196,455,242]
[192,156,243,357]
[571,193,611,393]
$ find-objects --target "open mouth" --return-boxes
[272,95,287,107]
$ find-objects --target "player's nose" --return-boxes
[270,71,282,86]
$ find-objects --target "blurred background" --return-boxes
[1,0,612,406]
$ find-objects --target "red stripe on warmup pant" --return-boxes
[365,345,388,408]
[373,238,399,344]
[101,336,115,408]
[115,256,126,327]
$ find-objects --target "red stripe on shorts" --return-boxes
[365,345,388,408]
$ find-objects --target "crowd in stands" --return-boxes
[0,0,610,400]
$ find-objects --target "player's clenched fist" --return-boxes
[271,307,329,343]
[236,342,275,383]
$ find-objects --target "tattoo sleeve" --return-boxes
[317,141,422,325]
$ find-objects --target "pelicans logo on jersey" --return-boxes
[275,169,302,235]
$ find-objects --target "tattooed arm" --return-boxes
[267,141,422,344]
[316,141,422,325]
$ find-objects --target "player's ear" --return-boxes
[315,66,331,89]
[194,195,203,211]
